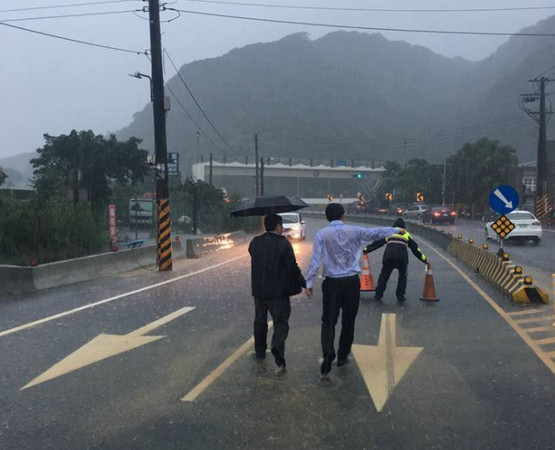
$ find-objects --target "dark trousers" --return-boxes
[375,259,408,299]
[321,275,361,362]
[253,297,291,358]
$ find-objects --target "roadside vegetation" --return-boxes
[0,130,249,266]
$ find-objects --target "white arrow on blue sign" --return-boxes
[489,185,519,214]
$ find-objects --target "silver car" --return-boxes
[403,204,429,221]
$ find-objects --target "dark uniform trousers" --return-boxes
[375,259,408,299]
[321,275,361,362]
[253,297,291,358]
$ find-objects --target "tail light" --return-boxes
[397,208,402,213]
[532,221,541,226]
[433,212,441,217]
[450,212,456,216]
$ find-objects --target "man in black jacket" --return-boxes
[364,218,430,303]
[248,213,305,372]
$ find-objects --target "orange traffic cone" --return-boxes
[360,253,376,292]
[420,266,439,301]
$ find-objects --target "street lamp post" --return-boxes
[129,72,153,101]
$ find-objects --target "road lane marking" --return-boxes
[513,315,555,325]
[0,254,247,339]
[181,321,274,402]
[547,351,555,358]
[21,306,195,390]
[352,313,423,413]
[421,240,555,375]
[508,309,544,317]
[525,326,554,333]
[535,336,555,345]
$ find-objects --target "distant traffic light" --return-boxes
[352,173,365,179]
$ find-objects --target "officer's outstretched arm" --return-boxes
[408,238,427,263]
[363,238,386,253]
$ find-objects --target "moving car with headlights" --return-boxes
[278,212,306,240]
[403,204,429,220]
[485,210,542,244]
[388,203,407,216]
[422,206,456,224]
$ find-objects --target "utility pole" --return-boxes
[442,159,447,206]
[260,157,264,196]
[520,76,553,226]
[196,131,200,163]
[147,0,172,271]
[255,134,259,196]
[209,153,213,187]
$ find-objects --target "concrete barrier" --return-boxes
[0,231,246,296]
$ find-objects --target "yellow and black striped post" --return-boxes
[157,198,172,271]
[535,194,551,228]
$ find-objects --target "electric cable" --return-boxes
[0,21,146,54]
[164,48,239,156]
[178,0,555,14]
[0,10,137,23]
[170,8,555,37]
[0,0,137,14]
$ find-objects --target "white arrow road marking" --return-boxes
[494,188,513,209]
[352,313,423,412]
[21,306,195,390]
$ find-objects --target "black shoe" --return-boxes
[372,296,383,302]
[397,296,406,304]
[271,348,286,368]
[337,357,349,367]
[320,356,334,375]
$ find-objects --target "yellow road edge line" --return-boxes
[0,254,248,339]
[507,309,545,317]
[420,240,555,375]
[181,321,274,403]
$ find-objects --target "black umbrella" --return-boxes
[229,195,309,217]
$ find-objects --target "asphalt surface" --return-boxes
[1,217,554,449]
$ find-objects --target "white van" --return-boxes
[278,212,306,240]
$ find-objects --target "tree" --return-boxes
[31,130,150,209]
[0,167,7,186]
[446,138,518,210]
[381,159,442,204]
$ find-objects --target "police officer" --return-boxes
[363,218,429,303]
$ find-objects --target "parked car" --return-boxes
[388,203,407,216]
[485,210,542,244]
[278,212,306,240]
[422,206,456,224]
[403,204,429,221]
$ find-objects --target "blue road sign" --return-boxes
[489,185,519,214]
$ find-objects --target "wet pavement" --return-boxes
[1,217,554,449]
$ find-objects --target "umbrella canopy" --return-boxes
[230,195,309,217]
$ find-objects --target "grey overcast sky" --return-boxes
[1,0,554,159]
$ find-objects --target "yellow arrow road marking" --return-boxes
[352,313,423,412]
[21,306,195,390]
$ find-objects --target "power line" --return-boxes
[164,47,239,155]
[179,0,555,14]
[0,10,137,23]
[0,0,137,14]
[0,21,145,54]
[165,83,230,156]
[537,63,555,79]
[171,8,555,37]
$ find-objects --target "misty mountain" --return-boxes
[0,152,34,187]
[97,16,555,169]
